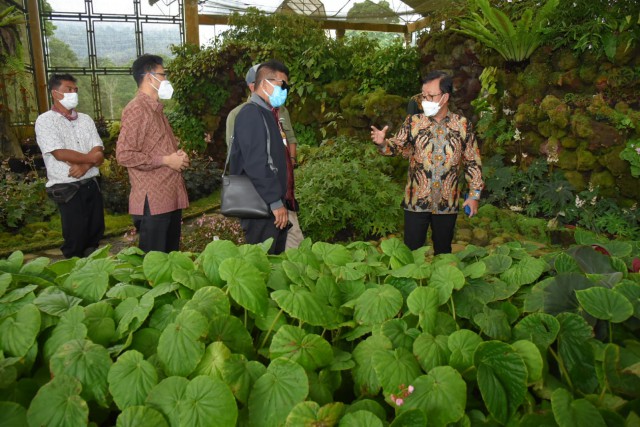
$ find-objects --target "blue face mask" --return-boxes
[264,79,288,108]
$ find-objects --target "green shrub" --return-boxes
[296,136,403,242]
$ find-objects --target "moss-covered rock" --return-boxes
[599,146,631,177]
[540,95,570,129]
[588,121,624,150]
[563,170,586,191]
[362,90,406,128]
[557,148,577,170]
[537,120,555,138]
[514,103,542,128]
[571,113,593,138]
[522,131,545,154]
[552,49,579,71]
[517,63,551,100]
[616,175,640,199]
[578,63,599,84]
[590,170,616,197]
[472,227,490,246]
[560,136,579,149]
[576,147,599,171]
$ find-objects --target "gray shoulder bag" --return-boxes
[220,113,276,219]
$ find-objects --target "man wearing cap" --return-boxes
[226,62,304,250]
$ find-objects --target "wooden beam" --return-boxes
[406,16,432,34]
[184,0,200,46]
[26,0,48,114]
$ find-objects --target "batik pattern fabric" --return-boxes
[377,111,484,214]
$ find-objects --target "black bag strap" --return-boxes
[223,106,275,177]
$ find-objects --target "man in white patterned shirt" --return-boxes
[35,74,105,258]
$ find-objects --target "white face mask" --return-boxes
[55,91,78,110]
[422,95,445,117]
[151,74,174,100]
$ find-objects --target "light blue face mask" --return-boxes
[264,79,288,108]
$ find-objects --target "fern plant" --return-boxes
[455,0,559,62]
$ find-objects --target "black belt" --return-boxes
[77,177,96,186]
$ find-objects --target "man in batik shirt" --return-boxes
[371,71,484,254]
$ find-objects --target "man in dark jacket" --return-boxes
[230,60,295,254]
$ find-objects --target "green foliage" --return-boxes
[620,138,640,177]
[1,233,640,424]
[456,0,559,62]
[296,136,403,242]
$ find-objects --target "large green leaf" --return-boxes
[62,258,113,302]
[380,238,413,268]
[339,410,384,427]
[44,305,87,360]
[406,286,440,334]
[389,409,427,427]
[353,284,403,325]
[615,281,640,319]
[221,354,266,404]
[270,325,333,371]
[115,293,155,338]
[447,329,483,374]
[106,283,150,299]
[238,244,272,276]
[179,375,238,427]
[50,339,112,406]
[219,258,268,316]
[390,262,432,280]
[500,256,546,287]
[430,264,465,302]
[398,366,466,427]
[0,303,41,358]
[480,254,513,275]
[371,347,421,395]
[285,401,345,427]
[172,269,210,291]
[557,312,598,394]
[551,388,606,427]
[143,251,193,286]
[575,287,633,323]
[352,335,392,397]
[184,286,230,319]
[473,306,512,341]
[145,376,189,427]
[603,343,640,399]
[511,340,543,384]
[381,319,419,351]
[512,312,560,351]
[108,350,158,410]
[566,246,616,274]
[272,285,336,327]
[208,314,255,358]
[157,309,208,377]
[33,287,82,316]
[27,375,88,427]
[83,301,116,347]
[0,401,25,427]
[115,405,169,427]
[474,341,527,424]
[248,358,309,427]
[413,333,451,372]
[542,273,595,316]
[194,341,231,380]
[199,240,241,286]
[312,242,351,266]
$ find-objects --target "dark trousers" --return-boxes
[132,198,182,253]
[57,179,105,258]
[404,210,458,255]
[240,217,287,255]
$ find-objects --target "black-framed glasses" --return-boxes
[267,79,290,91]
[422,92,443,101]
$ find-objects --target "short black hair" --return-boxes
[255,59,289,89]
[48,73,76,91]
[422,71,453,95]
[132,54,164,86]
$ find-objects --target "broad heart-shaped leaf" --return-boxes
[339,410,384,427]
[614,281,640,319]
[285,401,345,427]
[222,354,267,404]
[0,303,41,358]
[474,341,528,425]
[389,409,427,427]
[428,265,462,304]
[83,301,116,347]
[554,252,581,273]
[556,312,598,394]
[33,286,82,316]
[172,269,210,292]
[551,388,606,427]
[106,283,149,299]
[413,333,451,372]
[115,293,155,338]
[219,258,268,316]
[542,272,595,316]
[145,376,189,427]
[238,244,272,276]
[603,343,640,399]
[209,314,255,358]
[178,375,238,427]
[463,261,486,279]
[353,284,403,325]
[157,309,208,377]
[380,238,413,268]
[0,401,27,426]
[371,347,422,395]
[511,340,543,384]
[500,255,547,287]
[512,312,560,351]
[398,366,466,427]
[50,339,112,407]
[312,242,351,266]
[390,262,432,280]
[473,306,512,341]
[184,286,230,319]
[115,405,168,427]
[270,325,333,371]
[352,335,392,397]
[248,358,309,427]
[576,287,633,323]
[407,286,441,334]
[44,305,87,361]
[566,245,616,274]
[381,319,419,351]
[272,285,337,327]
[447,329,483,374]
[61,258,113,302]
[108,350,158,410]
[482,254,512,275]
[27,374,88,427]
[198,240,241,286]
[194,341,231,380]
[143,251,193,286]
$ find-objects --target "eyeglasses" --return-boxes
[151,72,167,77]
[267,79,290,91]
[422,93,443,101]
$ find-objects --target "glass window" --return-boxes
[45,0,86,13]
[98,75,137,120]
[141,0,181,17]
[75,75,96,119]
[142,23,181,58]
[94,22,137,67]
[92,0,134,15]
[46,20,90,68]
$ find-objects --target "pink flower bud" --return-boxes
[395,398,404,406]
[408,385,414,393]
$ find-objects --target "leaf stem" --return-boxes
[549,346,574,391]
[259,308,283,351]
